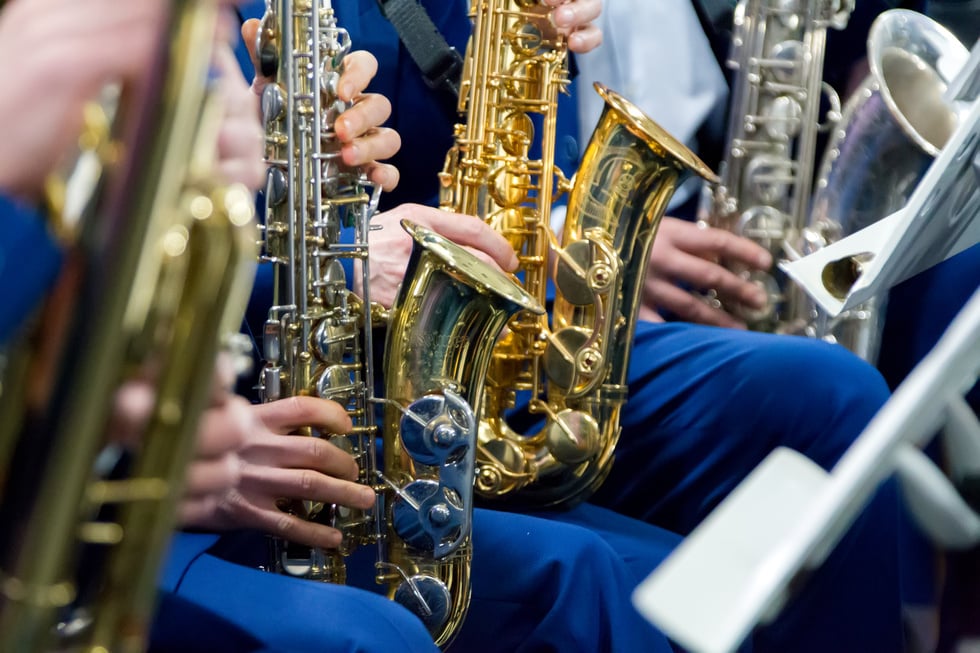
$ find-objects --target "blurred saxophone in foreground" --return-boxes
[698,0,853,335]
[0,1,258,651]
[440,0,717,508]
[256,0,541,645]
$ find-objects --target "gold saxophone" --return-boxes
[0,1,258,651]
[256,0,541,645]
[440,0,717,508]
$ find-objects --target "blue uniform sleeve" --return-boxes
[0,194,62,345]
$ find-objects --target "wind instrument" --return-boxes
[0,1,258,651]
[255,0,542,644]
[441,0,717,508]
[697,0,853,333]
[793,9,971,360]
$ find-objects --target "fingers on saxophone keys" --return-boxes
[646,278,747,329]
[363,163,400,192]
[264,435,361,483]
[567,24,603,53]
[253,396,355,435]
[340,127,401,169]
[336,92,393,140]
[242,466,376,512]
[270,512,344,550]
[338,51,380,102]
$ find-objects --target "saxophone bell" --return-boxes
[799,9,970,361]
[445,0,717,510]
[379,219,542,645]
[481,83,717,508]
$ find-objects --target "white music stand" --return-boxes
[632,287,980,653]
[780,93,980,319]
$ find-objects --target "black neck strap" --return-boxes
[375,0,464,103]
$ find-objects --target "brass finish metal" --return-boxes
[256,1,541,646]
[441,0,716,508]
[379,221,542,644]
[0,1,259,651]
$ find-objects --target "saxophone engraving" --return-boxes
[256,1,542,645]
[698,0,853,333]
[440,0,717,508]
[0,2,258,651]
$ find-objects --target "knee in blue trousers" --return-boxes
[152,507,678,653]
[595,320,890,532]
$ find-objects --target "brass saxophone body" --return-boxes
[0,1,258,651]
[379,221,542,642]
[256,1,541,645]
[441,0,716,508]
[698,0,853,333]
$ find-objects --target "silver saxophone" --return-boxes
[255,0,541,645]
[799,9,972,361]
[698,0,853,333]
[257,0,382,584]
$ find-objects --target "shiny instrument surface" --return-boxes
[257,0,382,586]
[698,0,853,333]
[379,220,542,642]
[256,0,541,645]
[441,0,716,508]
[0,1,258,651]
[800,9,970,360]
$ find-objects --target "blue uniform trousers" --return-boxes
[600,320,893,532]
[219,2,914,650]
[593,320,906,652]
[879,243,980,408]
[152,506,678,653]
[153,488,904,653]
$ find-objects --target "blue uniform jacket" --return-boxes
[235,0,583,211]
[0,194,62,345]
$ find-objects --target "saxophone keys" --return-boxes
[554,239,616,305]
[261,84,285,125]
[315,365,354,404]
[399,393,476,467]
[392,574,452,635]
[736,205,789,252]
[763,94,804,139]
[544,409,600,465]
[475,438,528,494]
[391,479,465,555]
[543,326,604,392]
